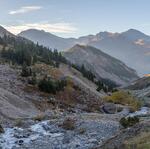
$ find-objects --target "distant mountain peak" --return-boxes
[121,28,150,43]
[126,28,141,33]
[96,31,119,40]
[122,28,148,37]
[19,29,52,36]
[18,29,75,51]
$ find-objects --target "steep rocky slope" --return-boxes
[127,76,150,107]
[0,65,39,122]
[0,62,106,124]
[64,44,138,85]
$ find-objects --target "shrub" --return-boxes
[32,114,46,121]
[104,90,141,111]
[38,78,67,94]
[120,116,139,128]
[28,72,37,85]
[38,79,56,94]
[61,118,76,130]
[0,124,4,133]
[21,63,32,77]
[14,119,24,127]
[78,128,86,134]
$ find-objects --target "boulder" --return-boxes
[102,103,117,114]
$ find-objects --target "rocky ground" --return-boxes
[0,112,121,149]
[0,106,149,149]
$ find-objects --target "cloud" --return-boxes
[9,6,42,15]
[3,22,78,34]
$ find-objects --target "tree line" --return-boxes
[72,64,118,92]
[0,35,67,67]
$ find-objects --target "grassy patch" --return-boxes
[104,90,142,111]
[124,132,150,149]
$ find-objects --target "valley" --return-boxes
[0,63,149,149]
[0,25,150,149]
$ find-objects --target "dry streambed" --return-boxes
[0,107,149,149]
[0,113,120,149]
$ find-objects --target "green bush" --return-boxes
[120,116,139,128]
[21,63,32,77]
[28,72,37,85]
[38,78,67,94]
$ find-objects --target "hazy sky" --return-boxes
[1,0,150,37]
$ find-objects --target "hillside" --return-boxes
[64,44,138,85]
[88,29,150,75]
[0,26,15,37]
[0,26,149,149]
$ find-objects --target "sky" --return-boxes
[1,0,150,37]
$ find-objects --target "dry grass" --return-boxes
[78,128,86,134]
[32,63,63,79]
[104,90,142,111]
[124,132,150,149]
[14,119,24,127]
[32,114,46,121]
[61,118,76,130]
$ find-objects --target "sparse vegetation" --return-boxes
[28,72,37,85]
[0,124,4,133]
[78,128,86,134]
[32,114,46,121]
[124,132,150,149]
[14,119,24,127]
[72,64,96,82]
[72,64,118,93]
[21,63,32,77]
[61,118,76,130]
[104,90,142,111]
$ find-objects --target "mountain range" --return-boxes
[19,28,150,76]
[0,25,139,85]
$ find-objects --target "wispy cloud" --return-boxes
[3,22,78,34]
[9,6,42,15]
